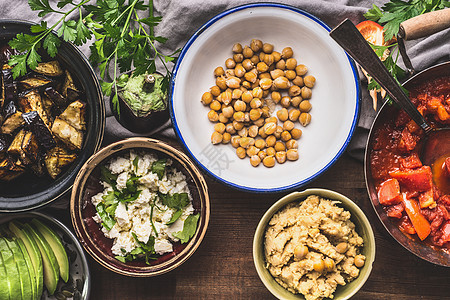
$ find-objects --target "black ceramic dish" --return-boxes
[364,61,450,267]
[0,20,105,212]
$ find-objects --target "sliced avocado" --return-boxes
[9,221,43,298]
[23,224,59,296]
[15,238,37,300]
[30,219,69,283]
[0,244,11,300]
[5,238,32,300]
[0,237,21,300]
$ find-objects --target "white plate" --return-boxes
[170,3,360,192]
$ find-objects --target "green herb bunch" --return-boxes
[362,0,449,105]
[8,0,180,115]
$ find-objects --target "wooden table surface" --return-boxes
[44,143,450,300]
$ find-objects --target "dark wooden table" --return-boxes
[46,146,450,299]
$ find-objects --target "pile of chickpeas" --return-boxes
[201,39,315,168]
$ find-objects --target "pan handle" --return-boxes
[399,9,450,40]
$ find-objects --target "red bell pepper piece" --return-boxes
[377,178,402,206]
[389,166,433,192]
[402,195,431,241]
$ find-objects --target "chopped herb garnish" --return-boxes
[132,156,139,173]
[96,203,116,231]
[166,210,183,225]
[100,165,118,188]
[158,192,189,210]
[173,214,200,244]
[151,159,166,180]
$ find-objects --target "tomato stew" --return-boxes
[370,76,450,251]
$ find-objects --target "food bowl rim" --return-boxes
[252,188,376,299]
[169,2,361,193]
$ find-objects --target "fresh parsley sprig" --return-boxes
[7,0,179,115]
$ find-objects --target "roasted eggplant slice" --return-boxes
[34,61,64,77]
[44,86,67,107]
[0,69,4,110]
[0,134,9,154]
[20,76,52,89]
[44,146,77,179]
[18,90,51,127]
[0,156,25,181]
[1,112,24,135]
[51,117,83,150]
[7,128,26,159]
[62,70,80,101]
[22,131,39,163]
[59,100,86,131]
[22,111,56,151]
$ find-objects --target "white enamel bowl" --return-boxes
[170,3,360,192]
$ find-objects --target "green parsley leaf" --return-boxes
[96,203,116,231]
[173,214,200,244]
[28,0,57,17]
[8,54,28,78]
[26,48,41,70]
[151,159,166,180]
[115,255,127,263]
[132,156,139,173]
[159,192,189,210]
[100,165,118,187]
[166,210,182,225]
[43,33,61,57]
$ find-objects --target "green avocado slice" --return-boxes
[0,237,22,300]
[9,221,43,298]
[5,238,32,300]
[23,224,59,296]
[0,243,11,300]
[31,219,69,283]
[15,238,37,300]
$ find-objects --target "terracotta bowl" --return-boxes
[70,137,210,277]
[0,20,105,212]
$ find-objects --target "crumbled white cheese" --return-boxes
[115,202,130,228]
[154,238,173,255]
[109,156,131,174]
[116,172,129,191]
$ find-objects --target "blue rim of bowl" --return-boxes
[169,3,361,193]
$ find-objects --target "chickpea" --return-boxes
[354,255,366,268]
[236,147,246,159]
[313,259,325,273]
[262,156,275,167]
[222,132,231,144]
[244,71,258,83]
[285,70,296,80]
[275,59,286,70]
[283,120,295,131]
[285,58,297,70]
[241,90,253,103]
[280,96,291,108]
[243,46,253,58]
[304,75,316,88]
[294,245,308,260]
[273,76,290,89]
[324,257,335,272]
[258,127,267,138]
[210,85,221,97]
[237,127,248,138]
[335,242,348,254]
[255,139,266,149]
[230,136,240,148]
[250,98,262,109]
[272,51,281,62]
[214,122,226,134]
[234,64,246,78]
[259,78,272,90]
[214,66,225,77]
[249,108,262,121]
[253,117,265,127]
[233,120,244,131]
[250,155,261,167]
[209,100,221,111]
[263,122,277,135]
[271,91,282,103]
[263,54,274,66]
[233,53,244,63]
[216,76,227,90]
[274,141,285,152]
[201,92,213,105]
[290,128,303,140]
[250,39,263,52]
[233,100,246,112]
[275,151,287,164]
[281,130,291,142]
[281,47,293,59]
[265,116,277,124]
[288,109,300,122]
[248,125,259,138]
[299,112,311,126]
[270,69,285,80]
[265,135,276,147]
[266,147,276,157]
[256,62,269,73]
[220,90,232,105]
[225,58,236,69]
[259,52,266,62]
[274,125,283,139]
[295,64,308,76]
[252,87,263,98]
[242,59,254,70]
[232,43,243,53]
[288,85,301,97]
[226,123,236,134]
[285,139,298,149]
[286,149,299,161]
[239,137,255,148]
[211,131,223,144]
[226,76,241,89]
[258,150,267,160]
[247,145,259,157]
[242,80,251,89]
[221,106,233,119]
[231,89,242,100]
[290,96,302,107]
[292,76,304,87]
[208,110,219,122]
[225,69,235,77]
[250,55,260,65]
[277,108,289,122]
[262,43,274,54]
[299,100,312,112]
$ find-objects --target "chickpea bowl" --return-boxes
[170,3,360,192]
[253,189,375,299]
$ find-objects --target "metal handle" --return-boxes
[330,19,432,133]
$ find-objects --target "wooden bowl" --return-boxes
[70,137,210,277]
